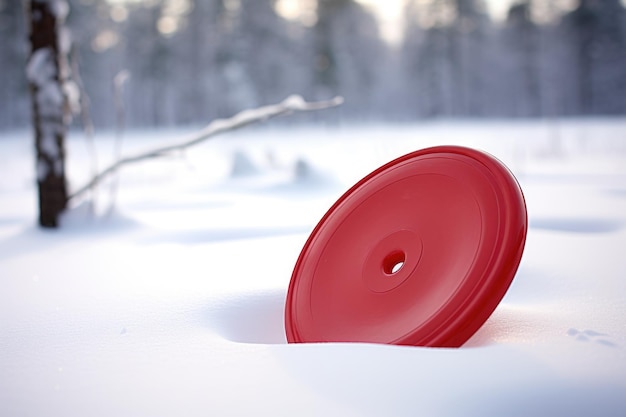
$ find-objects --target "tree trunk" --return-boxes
[26,0,71,228]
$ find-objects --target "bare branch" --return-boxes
[68,95,344,202]
[105,69,131,216]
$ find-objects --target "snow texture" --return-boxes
[59,25,71,56]
[40,129,59,158]
[26,48,55,86]
[50,0,69,22]
[62,79,81,115]
[28,0,75,183]
[27,46,65,122]
[230,150,262,178]
[1,121,626,416]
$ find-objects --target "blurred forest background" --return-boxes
[1,0,626,129]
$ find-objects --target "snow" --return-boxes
[26,48,56,87]
[27,46,65,147]
[50,0,70,22]
[26,46,66,124]
[230,150,263,177]
[62,80,81,116]
[26,0,76,173]
[36,158,49,181]
[1,120,626,416]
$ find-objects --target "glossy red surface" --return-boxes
[285,146,527,347]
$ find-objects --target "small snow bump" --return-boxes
[331,96,345,105]
[230,150,261,178]
[27,48,55,85]
[59,26,72,55]
[63,80,81,115]
[282,95,306,109]
[37,83,65,118]
[51,0,70,21]
[293,158,335,187]
[41,133,60,158]
[37,159,50,181]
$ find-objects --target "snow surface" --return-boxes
[1,121,626,416]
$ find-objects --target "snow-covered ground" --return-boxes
[1,120,626,416]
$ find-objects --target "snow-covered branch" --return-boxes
[68,95,343,202]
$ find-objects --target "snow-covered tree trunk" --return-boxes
[26,0,74,228]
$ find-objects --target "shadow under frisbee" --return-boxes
[206,289,531,347]
[208,290,288,344]
[530,217,623,234]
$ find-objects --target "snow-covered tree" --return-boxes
[26,0,78,227]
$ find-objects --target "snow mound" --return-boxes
[229,150,263,178]
[294,158,331,184]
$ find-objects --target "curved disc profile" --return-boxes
[285,146,527,347]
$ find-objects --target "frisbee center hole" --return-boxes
[383,250,406,275]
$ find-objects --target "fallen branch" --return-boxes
[68,95,343,202]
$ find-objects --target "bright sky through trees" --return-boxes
[356,0,583,44]
[103,0,626,43]
[274,0,601,44]
[4,0,621,128]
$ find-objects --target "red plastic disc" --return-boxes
[285,146,527,347]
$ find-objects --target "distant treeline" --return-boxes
[1,0,625,129]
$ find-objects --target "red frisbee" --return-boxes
[285,146,527,347]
